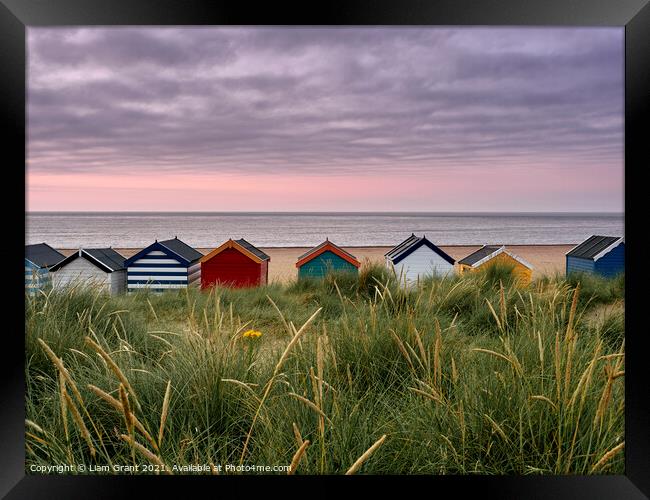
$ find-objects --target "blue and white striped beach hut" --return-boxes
[25,243,65,295]
[124,237,202,292]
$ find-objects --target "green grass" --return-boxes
[25,264,625,475]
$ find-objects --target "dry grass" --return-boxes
[345,435,387,475]
[25,267,625,475]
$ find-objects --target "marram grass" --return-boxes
[25,264,625,475]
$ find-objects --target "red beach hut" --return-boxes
[200,238,270,288]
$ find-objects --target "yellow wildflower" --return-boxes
[243,329,262,339]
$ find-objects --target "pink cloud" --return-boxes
[27,162,623,212]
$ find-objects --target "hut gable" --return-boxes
[200,239,269,288]
[296,240,360,269]
[124,241,185,266]
[200,239,269,264]
[50,248,126,273]
[385,234,455,266]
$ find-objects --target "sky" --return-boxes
[27,27,624,212]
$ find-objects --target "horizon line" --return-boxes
[27,210,625,215]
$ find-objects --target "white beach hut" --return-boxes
[50,248,127,295]
[385,234,456,286]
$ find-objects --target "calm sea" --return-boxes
[26,212,624,248]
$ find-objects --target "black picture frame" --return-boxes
[2,0,648,497]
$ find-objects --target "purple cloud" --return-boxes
[27,27,623,210]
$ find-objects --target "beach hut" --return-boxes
[296,239,360,279]
[457,245,533,285]
[385,234,455,285]
[200,238,270,288]
[124,237,202,292]
[49,248,127,295]
[25,243,65,294]
[566,235,624,278]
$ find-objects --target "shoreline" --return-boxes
[54,243,575,251]
[55,244,573,281]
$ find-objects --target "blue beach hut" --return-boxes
[124,237,202,292]
[25,243,65,294]
[566,235,624,278]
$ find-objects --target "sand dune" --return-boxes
[56,245,573,283]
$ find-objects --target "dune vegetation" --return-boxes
[25,263,625,475]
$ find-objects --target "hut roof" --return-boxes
[296,240,360,268]
[385,234,455,266]
[200,238,269,264]
[84,248,126,271]
[235,238,270,261]
[566,235,624,261]
[159,237,203,264]
[458,245,503,266]
[50,248,126,273]
[25,243,65,268]
[385,234,420,259]
[458,245,533,270]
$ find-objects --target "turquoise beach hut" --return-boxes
[295,239,361,279]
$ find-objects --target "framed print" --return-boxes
[2,0,649,497]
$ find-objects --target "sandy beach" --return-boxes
[56,245,573,283]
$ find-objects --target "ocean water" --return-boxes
[26,212,624,248]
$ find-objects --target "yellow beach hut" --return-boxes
[457,245,533,285]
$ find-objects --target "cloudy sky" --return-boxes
[27,27,623,212]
